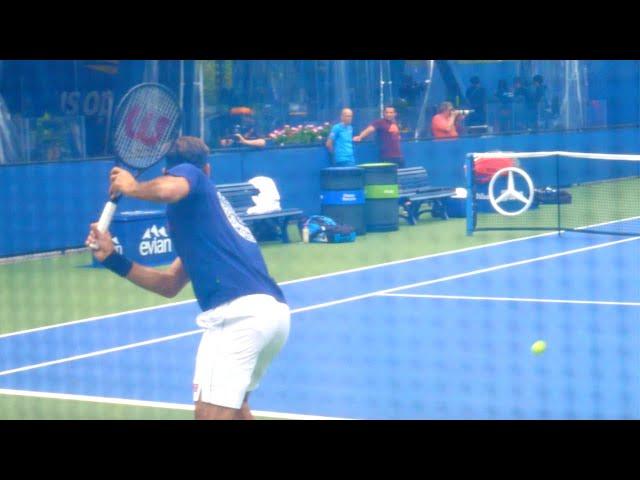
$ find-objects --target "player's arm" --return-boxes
[353,125,375,142]
[85,223,189,298]
[109,167,190,203]
[126,257,189,298]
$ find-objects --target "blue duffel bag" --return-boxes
[298,215,356,243]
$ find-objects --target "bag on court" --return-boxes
[298,215,356,243]
[535,187,573,204]
[473,157,516,184]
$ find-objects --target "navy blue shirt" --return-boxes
[166,163,286,311]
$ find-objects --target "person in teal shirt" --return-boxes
[326,108,355,166]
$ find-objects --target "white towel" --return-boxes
[246,176,282,215]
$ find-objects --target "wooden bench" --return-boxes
[398,167,456,225]
[217,183,303,243]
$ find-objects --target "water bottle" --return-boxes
[302,226,310,243]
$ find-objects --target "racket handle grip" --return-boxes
[89,201,118,251]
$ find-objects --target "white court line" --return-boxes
[575,215,640,230]
[279,214,637,283]
[0,329,203,377]
[379,293,640,307]
[0,388,350,420]
[0,299,197,340]
[0,297,386,376]
[375,235,640,298]
[3,215,637,340]
[1,231,560,339]
[2,234,637,378]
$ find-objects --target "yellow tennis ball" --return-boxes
[531,340,547,355]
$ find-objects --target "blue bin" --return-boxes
[445,185,540,219]
[320,167,366,235]
[92,210,176,268]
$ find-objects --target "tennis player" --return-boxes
[85,136,290,420]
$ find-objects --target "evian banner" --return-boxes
[92,210,176,268]
[139,224,172,256]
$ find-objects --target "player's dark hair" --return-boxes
[166,136,210,169]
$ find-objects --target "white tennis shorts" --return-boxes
[192,294,290,409]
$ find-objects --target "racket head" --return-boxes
[111,83,181,170]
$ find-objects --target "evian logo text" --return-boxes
[139,225,172,256]
[112,236,124,255]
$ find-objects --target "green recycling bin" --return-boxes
[359,163,399,232]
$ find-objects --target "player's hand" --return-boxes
[353,135,361,142]
[109,167,137,197]
[85,223,115,262]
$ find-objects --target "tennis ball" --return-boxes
[531,340,547,355]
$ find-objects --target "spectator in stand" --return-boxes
[234,132,267,148]
[399,74,422,108]
[354,106,404,167]
[219,108,267,148]
[495,79,513,132]
[465,76,487,126]
[431,101,465,139]
[513,77,527,101]
[326,108,356,166]
[525,74,548,131]
[512,77,527,130]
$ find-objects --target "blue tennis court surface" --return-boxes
[1,223,638,419]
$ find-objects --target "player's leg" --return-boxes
[236,303,289,421]
[195,397,240,420]
[233,307,291,421]
[192,325,250,420]
[192,296,290,420]
[192,305,267,420]
[235,393,254,420]
[244,298,291,410]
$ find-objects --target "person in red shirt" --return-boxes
[431,101,465,139]
[354,106,404,167]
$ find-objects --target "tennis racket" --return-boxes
[89,83,181,250]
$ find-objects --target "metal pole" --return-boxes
[414,60,435,140]
[179,60,184,136]
[180,60,197,136]
[386,60,393,106]
[198,61,205,140]
[379,60,384,118]
[465,153,475,236]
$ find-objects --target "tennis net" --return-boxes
[465,151,640,237]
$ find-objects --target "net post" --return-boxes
[465,153,474,236]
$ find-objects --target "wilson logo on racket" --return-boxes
[139,225,172,256]
[124,104,172,147]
